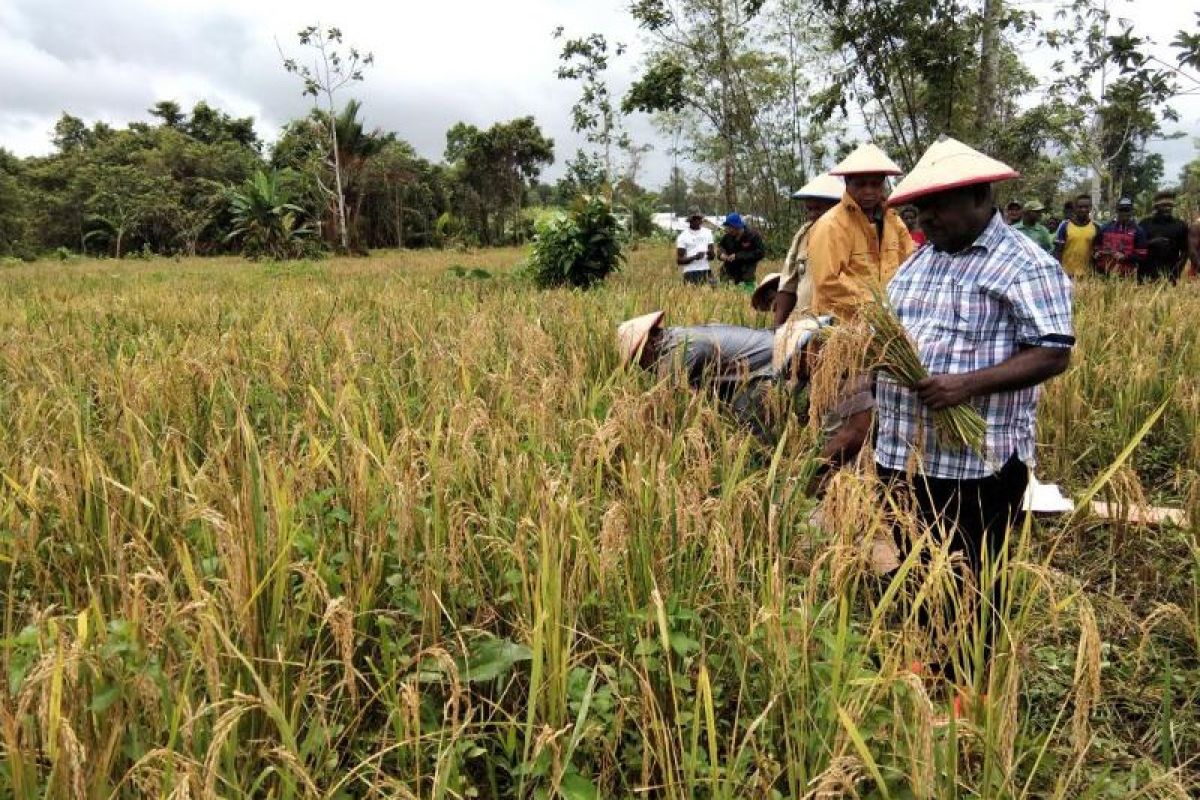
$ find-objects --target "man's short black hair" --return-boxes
[1006,200,1022,210]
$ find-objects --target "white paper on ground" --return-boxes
[1023,474,1074,514]
[1090,501,1189,527]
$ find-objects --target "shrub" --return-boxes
[525,196,623,289]
[447,265,494,280]
[225,170,317,261]
[621,193,658,239]
[434,212,465,249]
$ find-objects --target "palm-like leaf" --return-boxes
[225,170,313,259]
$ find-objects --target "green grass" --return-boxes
[0,246,1197,798]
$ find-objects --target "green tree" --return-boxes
[147,124,259,254]
[1097,77,1173,205]
[445,117,554,246]
[687,176,721,214]
[624,0,839,233]
[553,29,627,197]
[554,149,606,204]
[280,24,374,253]
[1174,12,1200,72]
[762,0,840,190]
[148,100,185,129]
[1177,145,1200,219]
[332,100,390,252]
[0,149,30,256]
[657,165,688,215]
[1041,1,1199,209]
[808,0,1000,166]
[225,170,314,260]
[21,105,261,257]
[272,101,391,251]
[358,140,448,248]
[80,162,173,258]
[620,191,658,239]
[184,101,260,149]
[625,0,767,208]
[52,113,94,154]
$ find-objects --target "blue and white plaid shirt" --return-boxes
[875,212,1074,480]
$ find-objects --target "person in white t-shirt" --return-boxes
[675,207,715,284]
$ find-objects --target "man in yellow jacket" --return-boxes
[772,173,844,326]
[808,143,915,321]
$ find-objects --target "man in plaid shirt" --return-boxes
[877,139,1074,686]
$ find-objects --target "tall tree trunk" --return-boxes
[714,0,739,210]
[325,94,350,253]
[1091,0,1110,210]
[602,115,613,203]
[394,183,404,248]
[784,3,807,186]
[975,0,1003,139]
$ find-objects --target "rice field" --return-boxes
[0,245,1197,798]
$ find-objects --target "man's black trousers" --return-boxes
[877,453,1028,674]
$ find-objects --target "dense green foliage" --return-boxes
[225,170,317,260]
[525,197,625,288]
[0,104,557,259]
[444,117,557,247]
[627,0,1200,229]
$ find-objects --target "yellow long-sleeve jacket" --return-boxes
[807,194,915,321]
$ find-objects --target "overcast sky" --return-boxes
[1,0,1196,190]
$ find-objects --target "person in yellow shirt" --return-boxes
[807,143,915,322]
[772,173,844,325]
[1052,193,1100,277]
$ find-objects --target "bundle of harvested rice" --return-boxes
[860,295,987,455]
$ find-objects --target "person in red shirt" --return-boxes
[1095,197,1148,277]
[899,204,927,246]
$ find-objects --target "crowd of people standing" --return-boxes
[678,181,1197,290]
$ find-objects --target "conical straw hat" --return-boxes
[791,173,845,200]
[888,137,1019,206]
[751,272,781,312]
[829,143,903,176]
[617,311,665,367]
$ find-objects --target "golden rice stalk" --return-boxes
[804,754,864,799]
[807,318,873,436]
[1071,599,1102,759]
[860,294,987,455]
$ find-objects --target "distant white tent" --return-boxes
[651,213,727,234]
[651,212,678,233]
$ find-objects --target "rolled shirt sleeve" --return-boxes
[1005,258,1075,349]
